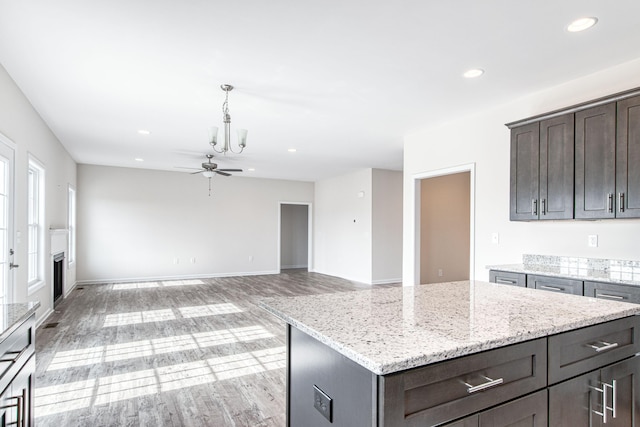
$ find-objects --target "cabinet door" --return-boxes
[549,369,600,426]
[575,103,617,219]
[510,122,540,221]
[617,95,640,218]
[599,356,640,426]
[479,389,547,426]
[526,274,583,295]
[539,114,574,219]
[10,355,34,427]
[584,281,640,304]
[488,270,526,287]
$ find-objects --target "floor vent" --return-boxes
[43,322,59,329]
[76,287,85,290]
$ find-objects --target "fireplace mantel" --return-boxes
[49,228,68,255]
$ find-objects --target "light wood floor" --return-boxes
[35,270,398,427]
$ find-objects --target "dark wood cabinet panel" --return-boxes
[600,355,640,426]
[489,270,526,287]
[584,281,640,304]
[479,389,547,427]
[549,369,600,426]
[539,114,574,219]
[616,95,640,218]
[575,103,617,219]
[510,123,540,221]
[526,274,583,295]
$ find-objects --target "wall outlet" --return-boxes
[313,385,332,422]
[248,255,253,262]
[588,235,598,248]
[173,258,179,264]
[438,269,443,277]
[190,257,196,264]
[491,232,500,244]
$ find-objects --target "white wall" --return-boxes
[315,168,403,284]
[314,169,372,283]
[0,64,77,324]
[77,165,313,283]
[403,58,640,284]
[280,204,308,269]
[371,169,403,284]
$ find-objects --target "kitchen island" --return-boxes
[260,281,640,426]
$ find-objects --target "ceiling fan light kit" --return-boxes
[209,84,248,154]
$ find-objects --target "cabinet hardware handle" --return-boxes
[619,193,625,213]
[496,278,516,285]
[0,394,22,426]
[541,198,546,215]
[539,285,564,292]
[587,341,619,352]
[608,193,614,213]
[611,379,617,419]
[597,293,625,300]
[463,375,503,394]
[9,262,19,270]
[0,346,28,363]
[592,380,617,423]
[531,199,537,216]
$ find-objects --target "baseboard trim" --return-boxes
[36,307,54,328]
[281,264,309,270]
[76,270,281,285]
[371,278,402,285]
[64,281,78,298]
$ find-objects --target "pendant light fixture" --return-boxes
[209,84,247,154]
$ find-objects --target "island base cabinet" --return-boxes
[446,390,548,427]
[549,355,640,427]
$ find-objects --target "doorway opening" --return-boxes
[278,203,312,272]
[410,164,475,285]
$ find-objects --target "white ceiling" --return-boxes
[1,1,640,182]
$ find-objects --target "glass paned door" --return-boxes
[0,137,15,304]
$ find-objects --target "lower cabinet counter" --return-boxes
[288,316,640,427]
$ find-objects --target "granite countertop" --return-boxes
[0,302,40,345]
[260,281,640,375]
[488,263,640,286]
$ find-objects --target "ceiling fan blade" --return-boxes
[217,169,243,172]
[215,171,232,177]
[190,170,205,175]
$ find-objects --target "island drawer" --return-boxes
[584,281,640,304]
[0,314,35,394]
[548,315,640,384]
[379,338,547,427]
[489,270,526,287]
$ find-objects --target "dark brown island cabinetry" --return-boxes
[0,313,36,426]
[287,316,640,427]
[509,114,574,221]
[507,88,640,220]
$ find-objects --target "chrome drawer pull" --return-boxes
[587,341,619,352]
[592,380,617,423]
[464,376,504,394]
[540,285,564,292]
[496,278,516,285]
[597,293,625,300]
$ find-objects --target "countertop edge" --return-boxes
[260,299,640,376]
[0,301,41,345]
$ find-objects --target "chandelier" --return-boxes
[209,84,247,154]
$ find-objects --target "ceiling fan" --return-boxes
[190,154,243,178]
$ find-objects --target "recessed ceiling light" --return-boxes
[463,68,484,79]
[288,148,297,153]
[567,17,598,32]
[134,158,144,162]
[248,168,256,171]
[137,130,151,135]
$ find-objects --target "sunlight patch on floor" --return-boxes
[35,346,286,417]
[46,325,275,371]
[178,303,243,318]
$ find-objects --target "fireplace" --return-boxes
[53,252,65,305]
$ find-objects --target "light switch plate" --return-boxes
[313,385,332,422]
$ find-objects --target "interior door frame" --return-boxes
[0,132,16,303]
[277,202,313,273]
[408,163,475,286]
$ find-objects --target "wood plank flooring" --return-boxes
[35,270,399,427]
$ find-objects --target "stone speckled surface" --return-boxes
[260,281,640,375]
[0,301,39,345]
[489,254,640,285]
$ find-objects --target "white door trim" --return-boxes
[408,163,476,286]
[0,132,16,303]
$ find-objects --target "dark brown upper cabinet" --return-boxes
[617,95,640,218]
[575,103,616,219]
[510,114,574,221]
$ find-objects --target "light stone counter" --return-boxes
[260,280,640,375]
[0,301,40,345]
